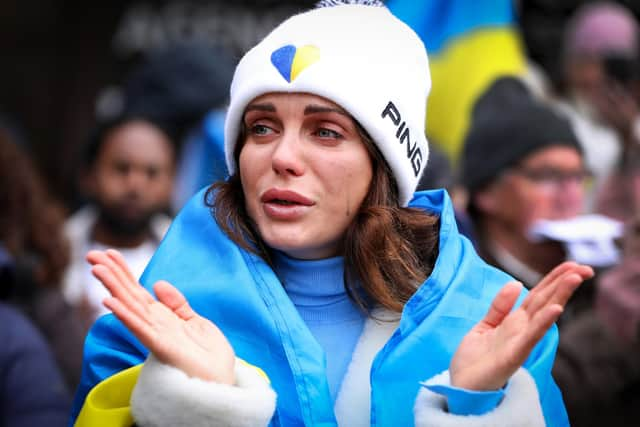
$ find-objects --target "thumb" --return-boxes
[153,281,196,321]
[481,281,523,328]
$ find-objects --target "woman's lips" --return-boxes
[261,189,314,205]
[261,188,315,220]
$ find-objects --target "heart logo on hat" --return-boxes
[271,44,320,83]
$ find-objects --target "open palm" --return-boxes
[450,262,594,391]
[86,249,236,384]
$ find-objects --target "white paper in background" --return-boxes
[528,214,624,267]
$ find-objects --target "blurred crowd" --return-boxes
[1,1,640,426]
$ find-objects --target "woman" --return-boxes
[71,3,592,426]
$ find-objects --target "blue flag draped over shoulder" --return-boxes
[386,0,526,162]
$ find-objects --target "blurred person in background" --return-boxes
[555,1,640,209]
[61,115,176,331]
[461,77,588,296]
[0,128,84,395]
[461,76,639,427]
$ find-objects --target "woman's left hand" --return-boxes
[449,261,594,391]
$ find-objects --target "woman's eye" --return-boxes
[316,128,341,139]
[251,124,273,135]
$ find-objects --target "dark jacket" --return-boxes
[0,302,70,427]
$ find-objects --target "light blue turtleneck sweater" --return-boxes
[273,251,366,402]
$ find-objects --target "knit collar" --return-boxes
[272,251,347,303]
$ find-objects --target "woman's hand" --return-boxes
[86,249,236,385]
[449,261,594,391]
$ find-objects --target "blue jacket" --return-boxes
[71,189,569,426]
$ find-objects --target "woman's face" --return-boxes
[239,92,373,260]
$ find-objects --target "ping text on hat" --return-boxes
[381,101,423,177]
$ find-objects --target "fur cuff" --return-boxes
[414,368,544,427]
[130,355,276,427]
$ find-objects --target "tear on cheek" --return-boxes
[344,173,352,217]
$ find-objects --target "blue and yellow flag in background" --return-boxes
[386,0,526,163]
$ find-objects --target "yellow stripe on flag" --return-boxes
[426,28,526,162]
[74,365,141,427]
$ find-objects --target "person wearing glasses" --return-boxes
[461,77,590,292]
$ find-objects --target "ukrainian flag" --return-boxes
[387,0,526,162]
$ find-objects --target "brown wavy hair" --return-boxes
[0,129,70,286]
[206,123,439,313]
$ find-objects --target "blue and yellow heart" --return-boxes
[270,45,321,83]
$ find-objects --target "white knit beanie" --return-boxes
[225,3,430,206]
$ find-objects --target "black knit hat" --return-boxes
[460,76,581,195]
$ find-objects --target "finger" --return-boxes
[480,282,523,328]
[524,270,583,316]
[92,265,151,325]
[545,272,586,309]
[521,262,576,309]
[105,249,155,304]
[86,249,108,266]
[153,281,197,321]
[525,264,592,316]
[577,264,595,280]
[89,249,153,307]
[103,297,158,349]
[521,304,564,352]
[506,303,564,370]
[87,250,131,288]
[102,250,147,297]
[106,249,138,283]
[522,262,592,310]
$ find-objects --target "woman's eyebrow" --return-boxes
[304,104,349,117]
[245,103,276,113]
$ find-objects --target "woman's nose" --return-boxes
[271,131,305,176]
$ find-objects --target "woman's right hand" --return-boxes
[86,249,236,385]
